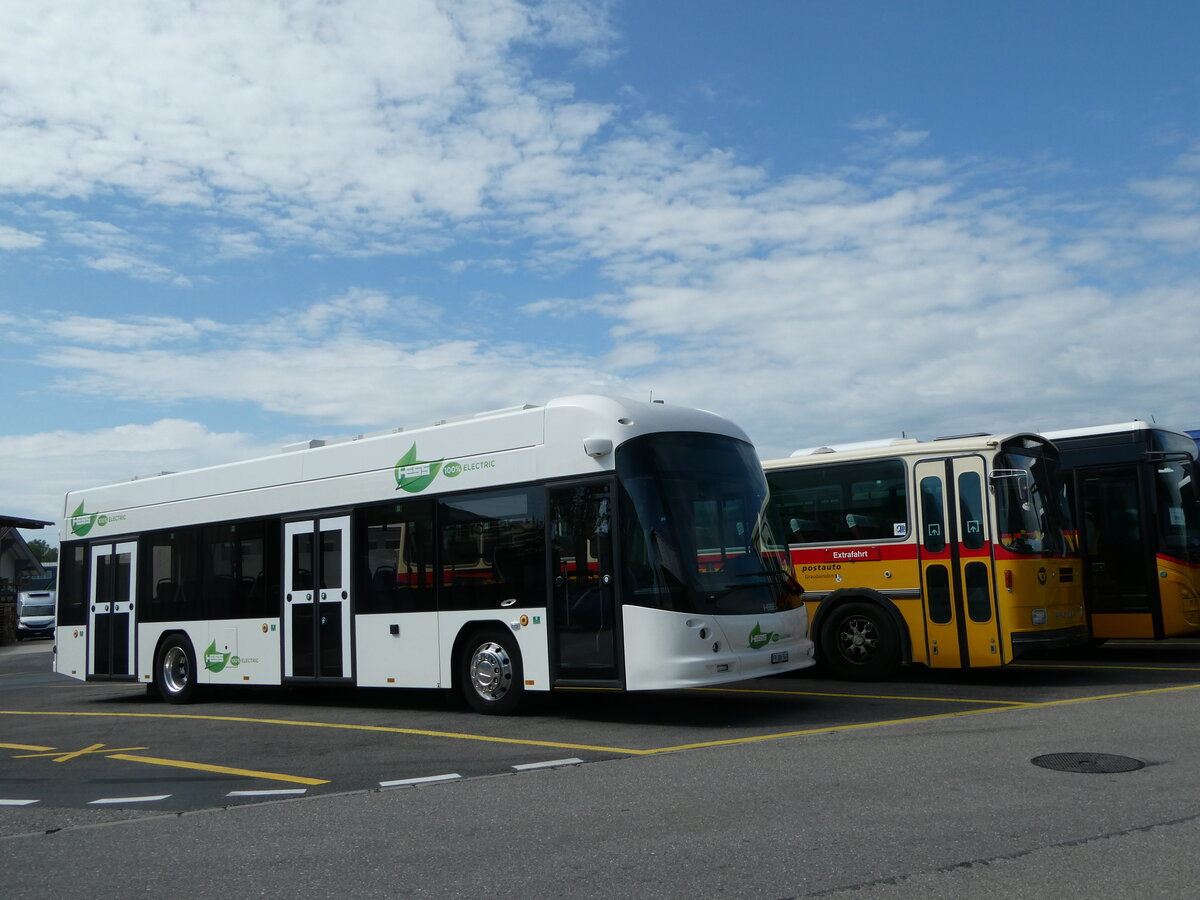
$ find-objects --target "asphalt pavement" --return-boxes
[3,637,1199,897]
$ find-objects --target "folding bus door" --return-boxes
[87,541,138,681]
[915,457,1002,668]
[1074,466,1157,638]
[283,516,353,680]
[550,481,619,684]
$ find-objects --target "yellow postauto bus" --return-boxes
[763,432,1086,679]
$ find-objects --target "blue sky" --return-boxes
[2,0,1199,541]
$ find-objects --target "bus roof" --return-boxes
[61,395,748,541]
[1041,421,1177,441]
[787,437,920,457]
[765,432,1051,470]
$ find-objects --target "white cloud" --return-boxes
[1129,176,1200,209]
[0,420,276,530]
[1138,215,1200,246]
[0,0,616,248]
[530,0,621,67]
[0,224,42,249]
[40,336,625,426]
[518,295,607,318]
[24,293,628,428]
[203,228,267,260]
[43,314,222,348]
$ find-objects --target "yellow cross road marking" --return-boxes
[14,742,148,762]
[3,736,325,784]
[106,754,329,785]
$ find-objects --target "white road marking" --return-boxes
[512,758,584,771]
[87,794,171,805]
[379,773,462,788]
[226,789,308,797]
[0,799,39,806]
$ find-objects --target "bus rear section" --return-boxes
[764,433,1086,679]
[1048,422,1200,641]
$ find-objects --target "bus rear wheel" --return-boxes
[459,628,525,715]
[820,601,900,680]
[155,634,200,704]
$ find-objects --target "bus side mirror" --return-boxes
[583,438,613,458]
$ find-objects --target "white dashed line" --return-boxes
[87,795,171,805]
[379,773,462,788]
[226,789,308,798]
[0,799,40,806]
[512,758,584,771]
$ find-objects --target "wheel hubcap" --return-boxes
[837,616,878,662]
[469,641,512,702]
[162,646,189,694]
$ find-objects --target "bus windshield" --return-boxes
[1153,457,1200,563]
[617,432,798,616]
[993,448,1071,555]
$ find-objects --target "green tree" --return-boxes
[26,539,57,562]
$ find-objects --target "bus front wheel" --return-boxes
[155,634,200,704]
[459,628,525,715]
[820,601,900,680]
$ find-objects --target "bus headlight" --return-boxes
[1031,608,1047,626]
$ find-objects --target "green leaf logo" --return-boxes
[204,641,232,673]
[69,502,98,537]
[748,622,775,650]
[393,443,444,493]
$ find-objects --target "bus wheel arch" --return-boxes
[153,631,202,704]
[455,623,525,715]
[814,591,906,680]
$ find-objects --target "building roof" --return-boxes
[0,515,52,530]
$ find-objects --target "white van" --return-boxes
[16,564,56,641]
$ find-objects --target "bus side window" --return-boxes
[921,477,946,553]
[767,458,906,546]
[958,471,986,550]
[56,543,89,627]
[356,500,435,614]
[202,521,278,619]
[439,489,546,608]
[142,529,201,622]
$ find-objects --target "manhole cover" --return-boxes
[1032,752,1145,774]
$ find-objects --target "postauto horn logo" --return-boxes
[393,443,452,493]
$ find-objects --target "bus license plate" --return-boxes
[770,651,789,665]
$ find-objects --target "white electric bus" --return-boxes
[54,395,813,714]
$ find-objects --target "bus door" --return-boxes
[1074,465,1157,638]
[283,516,353,680]
[915,457,1002,667]
[87,541,137,681]
[549,481,620,684]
